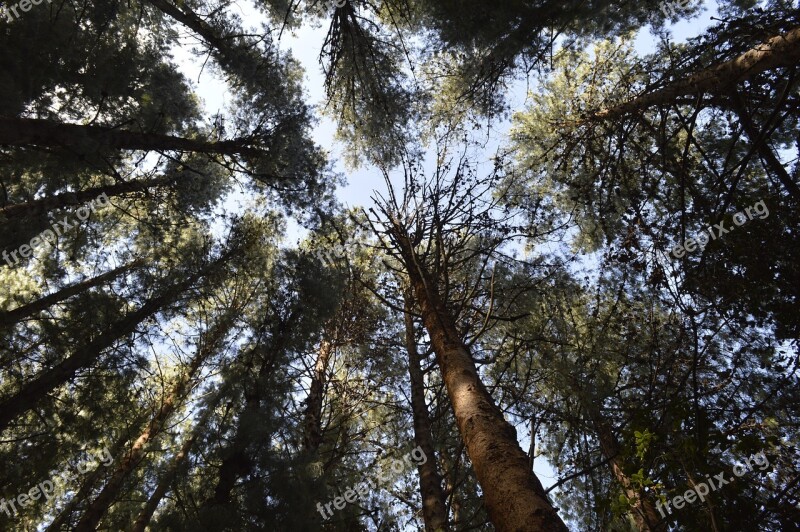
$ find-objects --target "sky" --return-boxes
[168,0,722,499]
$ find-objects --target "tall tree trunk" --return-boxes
[44,431,134,532]
[589,26,800,122]
[145,0,238,64]
[201,324,287,510]
[0,261,142,327]
[403,290,449,532]
[0,251,234,432]
[302,337,334,453]
[591,414,664,531]
[74,314,236,531]
[391,231,568,532]
[0,117,263,157]
[129,393,221,532]
[0,177,174,221]
[729,88,800,199]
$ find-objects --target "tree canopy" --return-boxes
[1,0,798,530]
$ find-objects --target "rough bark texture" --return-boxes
[302,337,334,453]
[591,26,800,121]
[403,292,450,532]
[74,316,234,531]
[392,232,568,532]
[0,117,263,157]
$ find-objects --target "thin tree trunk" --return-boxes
[201,324,287,510]
[0,177,174,221]
[129,393,221,532]
[392,231,568,532]
[45,432,134,532]
[591,414,664,531]
[74,314,236,531]
[0,117,263,157]
[403,290,449,532]
[729,88,800,199]
[145,0,237,62]
[590,26,800,122]
[0,261,142,327]
[0,250,234,432]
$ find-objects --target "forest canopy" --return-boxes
[0,0,798,530]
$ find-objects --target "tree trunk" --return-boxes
[129,393,221,532]
[0,250,234,432]
[392,231,568,532]
[44,432,133,532]
[302,337,334,453]
[74,314,236,531]
[592,415,664,531]
[146,0,237,63]
[0,117,263,157]
[590,26,800,121]
[403,290,450,532]
[0,261,142,327]
[728,88,800,199]
[201,325,287,510]
[0,177,173,221]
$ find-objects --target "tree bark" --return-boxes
[0,117,263,157]
[590,26,800,122]
[391,230,568,532]
[403,290,450,532]
[0,261,142,327]
[302,337,334,453]
[74,314,236,531]
[591,415,664,531]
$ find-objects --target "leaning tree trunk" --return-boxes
[403,290,450,531]
[0,249,234,432]
[0,117,263,157]
[74,313,236,531]
[591,414,664,531]
[44,431,134,532]
[590,26,800,122]
[728,88,800,200]
[129,391,222,532]
[0,260,142,327]
[0,176,175,221]
[392,231,568,532]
